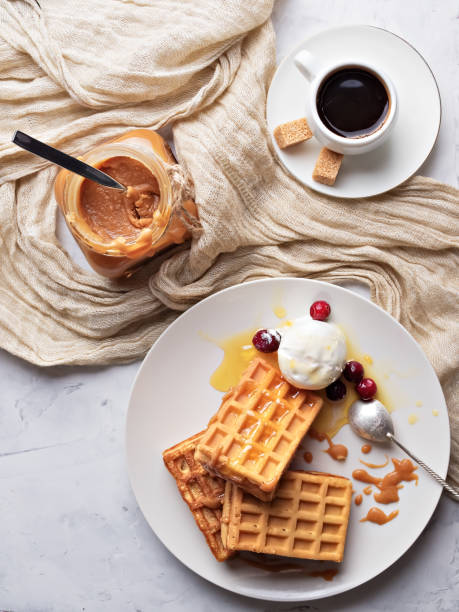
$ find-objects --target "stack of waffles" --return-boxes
[163,356,352,563]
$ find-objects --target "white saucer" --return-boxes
[266,25,441,198]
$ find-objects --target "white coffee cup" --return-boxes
[294,50,398,155]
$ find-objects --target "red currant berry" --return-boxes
[310,300,331,321]
[325,379,347,401]
[356,378,377,401]
[343,360,364,384]
[252,329,281,353]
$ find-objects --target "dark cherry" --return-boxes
[252,329,281,353]
[356,378,378,401]
[325,379,347,402]
[310,300,331,321]
[343,360,364,384]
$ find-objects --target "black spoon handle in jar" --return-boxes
[12,130,126,191]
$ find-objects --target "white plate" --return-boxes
[126,278,450,601]
[266,25,441,198]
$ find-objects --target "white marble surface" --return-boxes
[1,2,458,611]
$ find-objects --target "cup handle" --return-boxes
[294,50,323,81]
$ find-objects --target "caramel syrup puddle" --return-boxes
[240,557,338,581]
[361,444,372,454]
[199,328,268,392]
[309,569,339,581]
[311,384,358,440]
[303,451,313,463]
[273,306,287,319]
[309,428,348,461]
[337,324,395,416]
[353,458,418,504]
[361,507,399,525]
[355,494,363,506]
[363,485,373,495]
[272,288,287,320]
[359,454,389,469]
[241,559,305,573]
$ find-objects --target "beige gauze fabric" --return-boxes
[0,1,458,486]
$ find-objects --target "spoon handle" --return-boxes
[387,432,459,501]
[12,130,126,191]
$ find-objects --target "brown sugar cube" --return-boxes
[274,118,313,149]
[312,147,344,186]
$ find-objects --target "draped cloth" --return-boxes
[0,0,457,485]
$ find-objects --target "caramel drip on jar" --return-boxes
[361,507,399,525]
[361,444,372,454]
[359,454,389,469]
[353,458,418,504]
[309,428,348,461]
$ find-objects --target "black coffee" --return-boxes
[317,68,389,138]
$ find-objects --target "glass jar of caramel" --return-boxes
[54,129,197,278]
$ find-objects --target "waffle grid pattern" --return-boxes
[195,358,322,501]
[224,471,352,562]
[163,431,232,561]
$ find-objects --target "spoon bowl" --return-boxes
[349,399,394,443]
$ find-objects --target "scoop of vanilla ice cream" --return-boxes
[278,317,347,390]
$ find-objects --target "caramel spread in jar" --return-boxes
[79,156,165,242]
[54,129,197,279]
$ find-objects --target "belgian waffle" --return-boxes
[163,431,232,561]
[195,357,322,501]
[222,470,352,562]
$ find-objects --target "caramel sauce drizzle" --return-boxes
[309,428,348,461]
[363,485,373,495]
[361,507,399,525]
[359,454,389,469]
[190,497,223,510]
[309,569,339,581]
[241,559,305,572]
[353,458,418,504]
[361,444,372,454]
[303,451,313,463]
[354,494,363,506]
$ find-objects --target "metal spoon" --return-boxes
[12,130,126,191]
[349,399,459,501]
